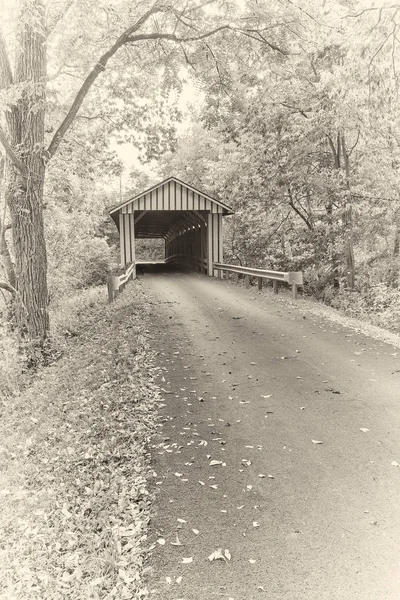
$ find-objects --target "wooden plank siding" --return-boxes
[119,213,135,266]
[111,177,231,270]
[120,180,226,214]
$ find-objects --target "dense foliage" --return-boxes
[155,1,400,332]
[1,0,400,338]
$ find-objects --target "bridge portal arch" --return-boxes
[109,177,233,277]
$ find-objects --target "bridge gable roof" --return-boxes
[109,176,233,221]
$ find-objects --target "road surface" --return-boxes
[142,268,400,600]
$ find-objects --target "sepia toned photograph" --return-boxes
[0,0,400,598]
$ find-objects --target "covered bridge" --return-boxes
[109,177,233,277]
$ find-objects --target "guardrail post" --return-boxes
[258,277,262,291]
[107,275,120,302]
[234,272,239,284]
[245,274,250,288]
[292,284,298,300]
[273,280,279,294]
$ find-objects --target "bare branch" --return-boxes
[125,25,229,44]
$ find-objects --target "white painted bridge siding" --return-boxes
[119,213,135,266]
[120,179,225,214]
[111,177,232,274]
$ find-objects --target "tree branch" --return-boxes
[236,29,289,55]
[280,101,309,118]
[0,281,17,296]
[46,4,172,160]
[46,1,286,161]
[46,0,77,38]
[0,125,28,174]
[287,187,313,230]
[125,25,229,44]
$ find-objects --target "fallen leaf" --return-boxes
[157,538,166,546]
[177,518,187,524]
[258,474,265,478]
[248,559,256,564]
[253,522,260,528]
[166,576,172,584]
[312,440,323,444]
[181,557,193,564]
[208,548,231,562]
[360,428,370,433]
[170,534,182,546]
[176,576,183,584]
[392,461,400,467]
[192,529,199,535]
[209,460,223,467]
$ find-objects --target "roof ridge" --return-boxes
[109,176,233,215]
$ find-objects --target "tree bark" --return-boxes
[5,0,49,344]
[0,158,16,289]
[0,225,15,289]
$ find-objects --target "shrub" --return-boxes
[0,324,24,401]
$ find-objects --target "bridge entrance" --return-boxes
[109,177,233,277]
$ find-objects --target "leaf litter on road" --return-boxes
[208,548,231,562]
[170,534,182,546]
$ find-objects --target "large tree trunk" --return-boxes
[6,0,49,345]
[0,158,16,289]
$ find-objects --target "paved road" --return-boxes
[143,268,400,600]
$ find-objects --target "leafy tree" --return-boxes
[0,0,285,352]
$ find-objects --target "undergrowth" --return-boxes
[0,282,159,599]
[326,284,400,335]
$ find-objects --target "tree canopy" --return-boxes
[2,0,400,347]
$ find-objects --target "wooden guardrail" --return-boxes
[213,263,303,300]
[107,262,136,302]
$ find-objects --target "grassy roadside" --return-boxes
[0,282,160,599]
